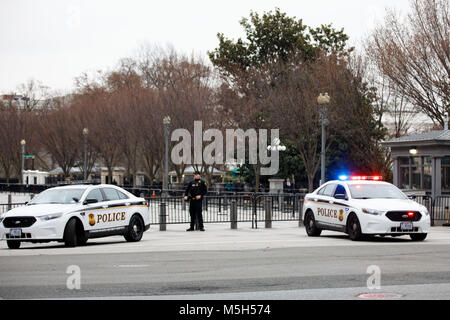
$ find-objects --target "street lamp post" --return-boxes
[163,116,171,195]
[83,128,89,181]
[20,139,26,185]
[317,93,330,186]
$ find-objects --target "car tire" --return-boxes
[347,214,364,241]
[7,240,21,249]
[77,233,88,246]
[410,233,427,241]
[63,218,78,247]
[304,210,322,237]
[124,214,144,242]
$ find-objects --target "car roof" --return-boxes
[314,180,392,190]
[46,184,126,191]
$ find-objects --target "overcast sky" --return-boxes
[0,0,413,95]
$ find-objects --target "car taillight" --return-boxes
[408,212,414,218]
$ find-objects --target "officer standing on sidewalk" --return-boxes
[184,171,208,231]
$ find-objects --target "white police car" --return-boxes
[0,184,150,249]
[302,176,431,241]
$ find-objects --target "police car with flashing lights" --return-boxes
[302,176,431,241]
[0,184,150,249]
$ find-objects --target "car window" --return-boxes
[349,183,408,199]
[322,184,336,197]
[117,190,129,200]
[86,189,104,202]
[317,186,327,195]
[103,188,120,201]
[334,184,347,197]
[28,188,85,205]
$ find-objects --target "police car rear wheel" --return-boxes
[347,214,364,241]
[304,211,322,237]
[7,240,21,249]
[410,233,427,241]
[125,214,144,242]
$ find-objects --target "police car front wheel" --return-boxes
[410,233,427,241]
[7,240,21,249]
[63,218,87,247]
[347,214,364,241]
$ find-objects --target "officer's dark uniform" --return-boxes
[184,177,208,231]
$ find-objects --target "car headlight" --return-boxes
[39,213,63,221]
[362,208,384,216]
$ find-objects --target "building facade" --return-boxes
[383,130,450,198]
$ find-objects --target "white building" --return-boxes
[23,170,48,185]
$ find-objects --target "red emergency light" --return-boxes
[350,176,383,181]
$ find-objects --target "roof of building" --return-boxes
[383,130,450,145]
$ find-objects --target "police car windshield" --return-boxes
[28,188,85,205]
[349,184,407,200]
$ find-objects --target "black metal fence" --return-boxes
[147,193,305,229]
[2,190,450,227]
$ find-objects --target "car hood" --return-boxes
[2,204,80,218]
[351,199,425,212]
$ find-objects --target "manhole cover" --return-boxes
[357,293,403,300]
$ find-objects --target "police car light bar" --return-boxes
[350,176,382,181]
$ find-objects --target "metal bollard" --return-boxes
[265,199,272,229]
[7,194,12,211]
[230,200,237,229]
[160,202,167,231]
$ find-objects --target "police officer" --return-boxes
[184,171,208,231]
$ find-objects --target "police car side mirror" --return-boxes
[408,195,417,200]
[335,194,348,200]
[83,199,98,205]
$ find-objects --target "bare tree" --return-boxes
[37,96,80,178]
[367,0,450,127]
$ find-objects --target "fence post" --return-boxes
[293,193,299,217]
[223,196,228,211]
[278,190,282,212]
[230,200,237,229]
[7,194,12,211]
[160,202,167,231]
[298,196,304,227]
[265,199,272,229]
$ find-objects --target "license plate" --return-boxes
[400,222,413,231]
[10,229,22,237]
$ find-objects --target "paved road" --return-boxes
[1,222,450,300]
